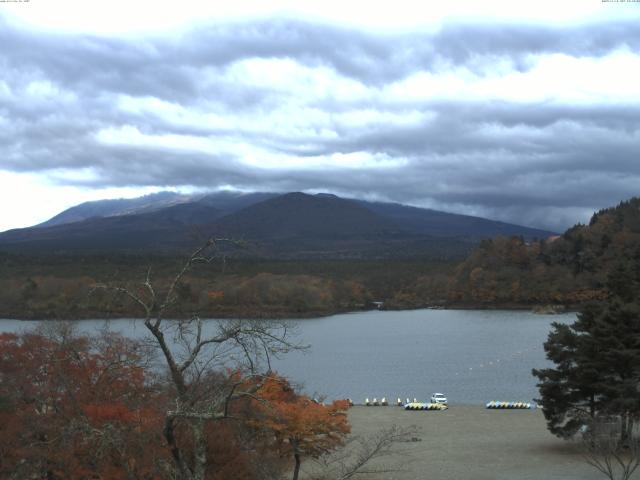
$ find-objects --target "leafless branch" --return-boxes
[91,238,306,480]
[581,421,640,480]
[308,425,417,480]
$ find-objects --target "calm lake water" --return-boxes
[0,309,575,405]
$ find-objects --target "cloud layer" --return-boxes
[1,16,639,231]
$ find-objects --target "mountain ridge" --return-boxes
[0,192,555,258]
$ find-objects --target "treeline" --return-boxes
[0,256,450,319]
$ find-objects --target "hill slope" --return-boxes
[358,200,552,238]
[215,193,399,239]
[392,197,640,308]
[37,191,279,228]
[0,192,555,258]
[37,192,190,227]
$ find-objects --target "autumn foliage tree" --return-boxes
[0,327,297,479]
[252,375,351,480]
[0,325,164,480]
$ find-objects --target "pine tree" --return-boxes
[533,261,640,442]
[532,317,603,438]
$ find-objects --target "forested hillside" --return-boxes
[2,198,638,319]
[389,198,640,308]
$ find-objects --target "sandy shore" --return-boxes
[326,405,607,480]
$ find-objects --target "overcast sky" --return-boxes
[1,0,639,233]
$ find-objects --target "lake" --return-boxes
[0,309,575,405]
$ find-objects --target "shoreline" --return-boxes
[0,303,577,321]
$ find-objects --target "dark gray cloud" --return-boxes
[3,17,639,98]
[0,15,639,232]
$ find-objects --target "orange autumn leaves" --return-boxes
[0,330,352,480]
[0,330,164,479]
[253,376,351,459]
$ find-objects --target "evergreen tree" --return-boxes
[533,262,640,442]
[532,317,603,438]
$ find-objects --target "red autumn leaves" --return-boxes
[0,330,350,479]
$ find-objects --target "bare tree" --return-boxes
[581,418,640,480]
[95,239,304,480]
[307,425,417,480]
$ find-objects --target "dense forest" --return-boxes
[436,197,640,308]
[1,198,639,319]
[0,254,450,319]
